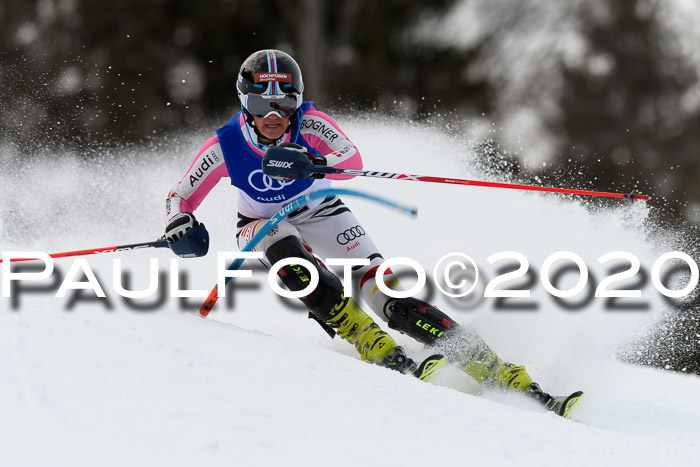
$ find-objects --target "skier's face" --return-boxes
[253,114,290,141]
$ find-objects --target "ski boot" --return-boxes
[327,296,446,379]
[327,295,397,364]
[467,359,535,392]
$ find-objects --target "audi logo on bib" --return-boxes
[336,226,366,245]
[248,169,295,192]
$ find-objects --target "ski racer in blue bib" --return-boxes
[163,49,583,417]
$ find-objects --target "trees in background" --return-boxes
[1,0,699,223]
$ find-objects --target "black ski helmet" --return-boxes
[236,49,304,119]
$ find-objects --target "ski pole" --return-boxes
[0,238,169,263]
[309,167,650,201]
[199,187,416,318]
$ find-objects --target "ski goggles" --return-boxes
[241,93,302,118]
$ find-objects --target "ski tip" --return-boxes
[412,354,446,381]
[559,391,584,418]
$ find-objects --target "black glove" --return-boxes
[263,143,327,180]
[165,212,209,258]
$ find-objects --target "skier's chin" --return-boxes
[261,125,286,140]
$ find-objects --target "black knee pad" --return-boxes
[265,235,344,321]
[385,297,459,345]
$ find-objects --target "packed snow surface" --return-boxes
[2,118,698,466]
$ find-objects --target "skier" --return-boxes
[164,49,581,415]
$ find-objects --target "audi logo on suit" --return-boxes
[336,226,366,245]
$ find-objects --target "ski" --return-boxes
[412,354,447,381]
[526,383,584,417]
[545,391,585,418]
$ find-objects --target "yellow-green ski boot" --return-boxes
[327,295,397,364]
[460,345,534,392]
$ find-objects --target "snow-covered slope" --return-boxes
[2,116,698,466]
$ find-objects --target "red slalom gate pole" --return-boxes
[0,238,169,263]
[315,167,650,201]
